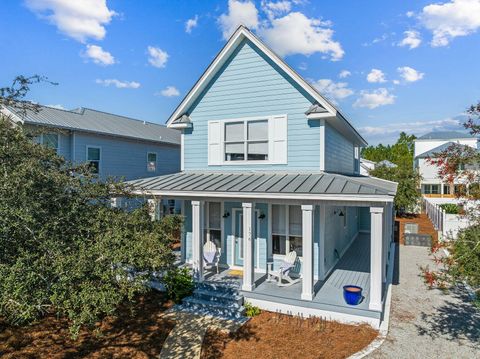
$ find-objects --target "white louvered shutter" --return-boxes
[208,121,222,165]
[269,115,288,164]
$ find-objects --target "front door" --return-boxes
[233,209,258,267]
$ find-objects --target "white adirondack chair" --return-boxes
[267,251,300,287]
[203,240,221,274]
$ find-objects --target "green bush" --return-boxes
[244,302,261,317]
[163,267,194,303]
[439,203,460,214]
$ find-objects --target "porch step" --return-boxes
[177,281,246,321]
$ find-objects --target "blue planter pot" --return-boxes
[343,285,363,305]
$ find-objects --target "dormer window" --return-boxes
[224,119,269,161]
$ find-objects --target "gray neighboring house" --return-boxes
[2,105,181,181]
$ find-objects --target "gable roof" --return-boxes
[167,25,367,146]
[377,160,397,168]
[415,142,479,158]
[3,105,180,145]
[417,131,476,140]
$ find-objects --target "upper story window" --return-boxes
[35,133,59,153]
[87,146,101,174]
[147,152,157,172]
[224,119,269,161]
[208,115,287,166]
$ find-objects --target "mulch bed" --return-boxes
[0,291,174,359]
[201,311,378,359]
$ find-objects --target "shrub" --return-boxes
[163,267,194,303]
[439,203,460,214]
[244,302,261,317]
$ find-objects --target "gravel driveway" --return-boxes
[369,245,479,359]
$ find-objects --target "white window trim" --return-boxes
[219,114,287,165]
[270,204,303,259]
[86,145,102,174]
[147,151,157,172]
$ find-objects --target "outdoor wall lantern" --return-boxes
[222,211,230,218]
[258,212,266,220]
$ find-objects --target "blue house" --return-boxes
[2,105,181,181]
[131,26,397,328]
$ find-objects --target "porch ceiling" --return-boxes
[128,171,397,200]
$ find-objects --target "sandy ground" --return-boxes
[369,245,480,359]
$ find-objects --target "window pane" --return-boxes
[43,133,58,150]
[209,202,221,229]
[431,185,440,194]
[225,142,244,161]
[88,147,100,161]
[247,120,268,141]
[289,206,302,236]
[147,153,156,172]
[89,161,99,174]
[225,122,244,142]
[273,235,286,255]
[289,236,302,256]
[443,185,451,194]
[272,205,286,234]
[247,142,268,160]
[148,153,157,162]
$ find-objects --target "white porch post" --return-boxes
[147,198,161,221]
[318,203,326,280]
[301,205,314,300]
[370,206,384,311]
[192,200,204,282]
[242,202,255,291]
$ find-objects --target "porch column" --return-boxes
[301,205,314,300]
[242,202,255,291]
[192,200,204,282]
[369,206,384,311]
[147,197,162,221]
[318,203,326,280]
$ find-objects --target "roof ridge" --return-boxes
[81,107,167,128]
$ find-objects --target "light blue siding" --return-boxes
[184,39,320,171]
[58,133,71,160]
[325,124,355,174]
[73,132,180,180]
[359,207,371,232]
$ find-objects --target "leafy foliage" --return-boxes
[162,267,194,303]
[364,132,420,213]
[0,115,180,337]
[439,203,460,214]
[244,302,261,317]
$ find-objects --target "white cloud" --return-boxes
[218,0,259,39]
[366,69,387,83]
[84,44,115,65]
[25,0,116,43]
[420,0,480,47]
[354,88,395,109]
[339,70,351,78]
[312,79,354,103]
[157,86,180,97]
[96,79,140,89]
[46,104,65,109]
[258,12,344,60]
[262,1,292,19]
[406,11,415,18]
[185,15,198,33]
[398,30,422,49]
[147,46,168,68]
[393,79,401,85]
[397,66,424,82]
[298,62,308,70]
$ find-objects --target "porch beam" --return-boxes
[318,203,326,280]
[301,204,314,300]
[192,200,204,282]
[369,206,384,311]
[242,202,255,291]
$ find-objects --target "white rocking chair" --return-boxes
[203,240,221,274]
[267,251,300,287]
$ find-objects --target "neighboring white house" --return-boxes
[360,158,376,175]
[414,131,479,197]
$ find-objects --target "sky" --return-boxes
[1,0,480,145]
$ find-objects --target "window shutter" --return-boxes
[269,115,287,164]
[208,121,222,165]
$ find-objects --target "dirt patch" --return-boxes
[0,291,174,359]
[201,312,378,359]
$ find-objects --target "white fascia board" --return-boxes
[306,113,336,120]
[130,189,394,203]
[170,123,192,129]
[0,106,24,124]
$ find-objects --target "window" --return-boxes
[35,133,59,152]
[147,152,157,172]
[443,184,451,195]
[271,205,303,257]
[204,202,221,250]
[224,119,269,162]
[87,146,101,174]
[423,184,439,194]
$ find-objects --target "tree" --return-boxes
[0,77,181,336]
[363,132,420,213]
[422,102,480,301]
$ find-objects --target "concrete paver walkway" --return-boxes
[159,311,243,359]
[369,245,480,359]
